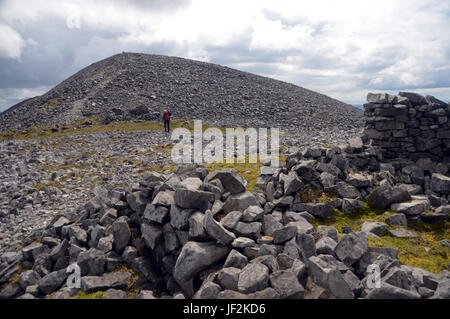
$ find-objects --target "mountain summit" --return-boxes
[0,53,362,131]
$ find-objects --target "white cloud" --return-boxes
[0,24,27,59]
[0,0,449,106]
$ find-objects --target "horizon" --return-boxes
[1,1,450,112]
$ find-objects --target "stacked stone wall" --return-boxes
[364,92,450,162]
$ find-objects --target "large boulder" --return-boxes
[174,188,215,210]
[361,222,388,236]
[269,270,304,299]
[222,191,259,214]
[203,210,236,245]
[290,203,334,219]
[335,232,368,266]
[284,171,303,196]
[174,241,230,283]
[81,272,132,292]
[431,174,450,195]
[237,263,269,294]
[205,169,248,194]
[307,256,354,299]
[391,198,430,217]
[112,216,131,254]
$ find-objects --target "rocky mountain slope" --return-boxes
[0,53,363,132]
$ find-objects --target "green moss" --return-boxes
[369,233,449,274]
[72,291,107,299]
[204,155,285,192]
[313,202,393,232]
[314,201,449,274]
[47,99,59,108]
[32,180,65,191]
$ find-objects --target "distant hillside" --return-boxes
[0,53,363,132]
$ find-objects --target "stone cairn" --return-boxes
[364,92,450,162]
[0,92,448,300]
[0,153,448,299]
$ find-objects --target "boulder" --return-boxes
[205,169,247,194]
[431,174,450,194]
[81,272,132,292]
[174,241,230,283]
[222,191,259,214]
[385,214,408,227]
[335,232,368,266]
[174,188,214,209]
[284,171,303,196]
[203,210,236,245]
[269,270,304,299]
[290,203,334,219]
[141,223,163,250]
[112,216,131,253]
[361,222,388,236]
[391,198,430,216]
[342,198,364,214]
[237,263,269,294]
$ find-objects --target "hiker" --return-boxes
[163,110,172,133]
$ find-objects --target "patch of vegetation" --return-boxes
[314,202,449,273]
[0,265,25,291]
[112,266,144,299]
[313,202,392,232]
[204,155,285,192]
[0,118,229,142]
[369,231,449,274]
[47,99,59,108]
[72,291,107,299]
[32,180,65,191]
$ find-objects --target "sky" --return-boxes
[0,0,449,112]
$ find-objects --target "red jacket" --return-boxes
[163,111,171,121]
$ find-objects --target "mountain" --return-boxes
[0,53,363,132]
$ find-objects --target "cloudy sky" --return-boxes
[1,0,449,112]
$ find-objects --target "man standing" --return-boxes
[163,110,172,133]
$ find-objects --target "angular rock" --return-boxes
[174,188,214,210]
[342,198,364,214]
[204,210,236,245]
[224,249,248,269]
[205,169,248,194]
[222,191,259,214]
[335,232,368,266]
[81,272,132,292]
[269,270,304,299]
[174,241,230,283]
[385,214,408,227]
[361,222,388,236]
[141,223,163,250]
[112,216,131,253]
[237,263,269,294]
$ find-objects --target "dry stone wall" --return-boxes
[363,92,449,162]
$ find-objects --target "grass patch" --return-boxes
[112,266,144,299]
[314,202,449,274]
[47,99,59,108]
[369,228,449,274]
[72,291,107,299]
[313,202,392,233]
[0,118,232,142]
[204,155,285,192]
[32,180,66,191]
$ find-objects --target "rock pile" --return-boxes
[1,138,449,299]
[0,53,363,134]
[364,92,450,162]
